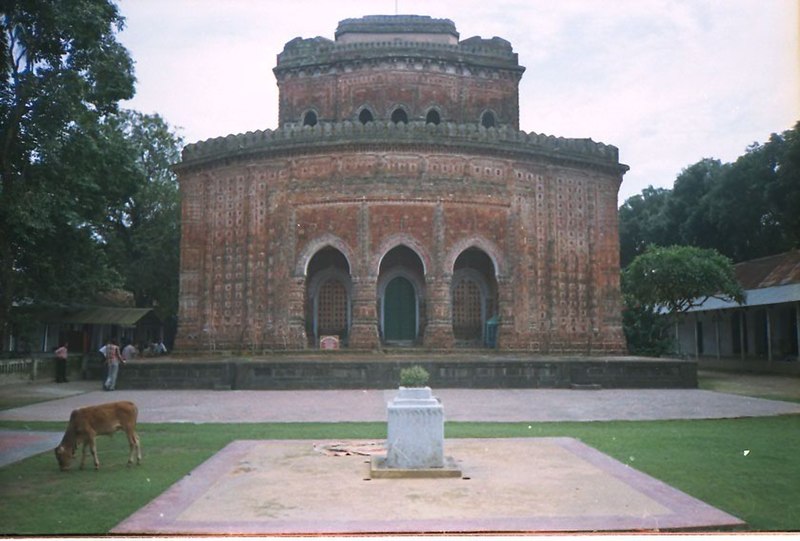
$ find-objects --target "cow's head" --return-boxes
[54,445,73,471]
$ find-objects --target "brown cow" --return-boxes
[54,401,142,471]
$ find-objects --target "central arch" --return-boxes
[377,244,426,345]
[383,276,416,341]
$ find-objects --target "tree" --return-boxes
[619,123,800,267]
[621,245,744,355]
[666,158,725,250]
[101,110,182,338]
[621,294,672,357]
[707,125,800,261]
[618,186,672,267]
[771,121,800,245]
[623,245,743,315]
[1,1,136,346]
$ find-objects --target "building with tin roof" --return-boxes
[673,250,800,371]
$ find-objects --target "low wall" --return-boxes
[0,356,83,385]
[101,356,697,390]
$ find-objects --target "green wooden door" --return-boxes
[384,277,416,341]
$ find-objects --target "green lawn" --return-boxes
[1,416,799,534]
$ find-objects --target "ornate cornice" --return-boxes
[178,121,628,175]
[274,36,522,77]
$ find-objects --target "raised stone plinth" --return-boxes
[373,386,462,478]
[387,386,443,468]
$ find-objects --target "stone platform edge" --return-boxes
[83,355,697,390]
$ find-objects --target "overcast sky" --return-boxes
[116,0,799,202]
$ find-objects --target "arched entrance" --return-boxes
[306,247,352,346]
[378,245,425,345]
[452,248,498,346]
[384,276,416,341]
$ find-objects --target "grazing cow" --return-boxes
[55,401,142,471]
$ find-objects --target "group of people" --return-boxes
[53,338,167,390]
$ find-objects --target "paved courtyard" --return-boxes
[1,379,798,534]
[2,384,800,424]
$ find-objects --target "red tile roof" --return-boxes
[734,250,800,290]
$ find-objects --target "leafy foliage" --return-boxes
[622,245,743,317]
[621,245,744,354]
[1,3,183,346]
[618,186,673,268]
[399,365,430,387]
[100,110,182,327]
[621,296,672,357]
[1,0,136,343]
[619,122,800,267]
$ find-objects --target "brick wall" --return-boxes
[176,144,627,353]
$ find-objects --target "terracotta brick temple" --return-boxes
[174,15,629,353]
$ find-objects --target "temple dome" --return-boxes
[335,15,459,44]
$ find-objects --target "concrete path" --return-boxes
[0,430,62,468]
[2,385,800,424]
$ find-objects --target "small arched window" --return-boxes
[391,108,408,124]
[481,111,496,128]
[303,111,318,127]
[359,108,374,124]
[426,109,441,125]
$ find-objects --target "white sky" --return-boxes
[116,0,799,202]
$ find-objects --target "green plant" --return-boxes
[399,365,430,387]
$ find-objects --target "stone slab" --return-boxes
[112,438,744,535]
[370,455,462,478]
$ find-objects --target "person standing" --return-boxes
[122,341,138,362]
[54,343,68,383]
[103,339,124,391]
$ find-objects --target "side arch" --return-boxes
[451,267,491,342]
[357,105,376,124]
[444,236,505,278]
[307,267,352,343]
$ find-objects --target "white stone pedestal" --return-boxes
[386,386,444,468]
[371,386,462,478]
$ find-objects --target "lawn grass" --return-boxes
[1,416,799,534]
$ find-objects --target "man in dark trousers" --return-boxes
[54,342,68,383]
